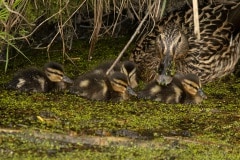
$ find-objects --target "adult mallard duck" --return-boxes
[6,62,73,92]
[138,73,207,104]
[130,2,240,84]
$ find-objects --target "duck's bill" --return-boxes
[62,75,73,84]
[162,54,176,76]
[158,54,176,85]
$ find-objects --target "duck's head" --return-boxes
[108,72,137,99]
[43,62,73,84]
[120,61,138,88]
[156,23,189,84]
[176,73,207,104]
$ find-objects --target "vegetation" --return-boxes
[0,0,218,71]
[0,0,240,159]
[1,37,240,159]
[0,0,157,71]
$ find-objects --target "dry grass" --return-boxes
[0,0,235,70]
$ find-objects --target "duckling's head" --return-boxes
[108,72,137,100]
[121,61,138,88]
[177,73,207,104]
[43,62,73,84]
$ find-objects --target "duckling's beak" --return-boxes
[198,88,207,99]
[62,75,73,84]
[126,86,137,97]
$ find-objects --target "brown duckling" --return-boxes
[138,73,207,104]
[69,71,137,101]
[6,62,73,92]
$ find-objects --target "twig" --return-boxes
[106,3,155,75]
[111,0,126,36]
[129,0,141,21]
[11,3,68,41]
[47,0,86,52]
[88,0,103,60]
[2,1,34,27]
[12,0,86,42]
[160,0,167,19]
[193,0,200,40]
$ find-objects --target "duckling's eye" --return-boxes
[182,80,199,95]
[111,79,128,93]
[188,83,198,90]
[178,36,182,43]
[45,68,64,82]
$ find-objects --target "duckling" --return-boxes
[6,62,73,92]
[108,71,137,101]
[69,71,137,101]
[138,73,207,104]
[91,60,138,88]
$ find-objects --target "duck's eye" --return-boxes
[178,36,182,43]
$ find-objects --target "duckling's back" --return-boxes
[6,68,51,92]
[69,73,110,101]
[138,73,206,104]
[138,79,183,104]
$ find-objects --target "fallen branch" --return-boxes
[0,128,232,149]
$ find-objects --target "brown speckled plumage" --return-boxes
[130,2,240,84]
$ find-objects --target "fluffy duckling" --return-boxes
[6,62,73,92]
[91,60,138,88]
[138,73,207,104]
[69,71,137,101]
